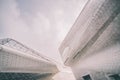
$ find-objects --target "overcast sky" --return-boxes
[0,0,87,63]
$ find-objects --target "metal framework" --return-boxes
[0,38,59,80]
[0,38,52,62]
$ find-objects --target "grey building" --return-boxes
[0,38,59,80]
[59,0,120,80]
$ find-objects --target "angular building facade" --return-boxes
[59,0,120,80]
[0,38,59,80]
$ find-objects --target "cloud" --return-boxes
[0,0,28,36]
[31,12,51,35]
[0,0,88,63]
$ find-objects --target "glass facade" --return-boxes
[0,73,52,80]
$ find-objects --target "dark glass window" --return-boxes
[82,74,92,80]
[109,74,120,80]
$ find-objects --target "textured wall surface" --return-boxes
[59,0,120,80]
[0,38,58,80]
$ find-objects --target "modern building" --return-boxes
[0,38,59,80]
[59,0,120,80]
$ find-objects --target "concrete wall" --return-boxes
[59,0,120,80]
[0,41,59,80]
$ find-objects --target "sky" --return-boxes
[0,0,87,63]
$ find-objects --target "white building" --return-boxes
[59,0,120,80]
[0,38,59,80]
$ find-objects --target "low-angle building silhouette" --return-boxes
[1,0,120,80]
[0,38,59,80]
[59,0,120,80]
